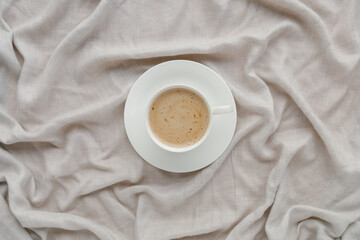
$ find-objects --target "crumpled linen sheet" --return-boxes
[1,0,360,239]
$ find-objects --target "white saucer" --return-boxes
[124,60,237,173]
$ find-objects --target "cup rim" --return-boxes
[145,84,212,153]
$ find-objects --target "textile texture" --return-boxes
[0,0,360,239]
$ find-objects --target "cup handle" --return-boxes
[212,105,233,115]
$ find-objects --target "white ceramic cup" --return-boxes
[145,84,233,153]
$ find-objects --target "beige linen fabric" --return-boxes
[1,0,360,239]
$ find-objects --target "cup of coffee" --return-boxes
[145,84,233,153]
